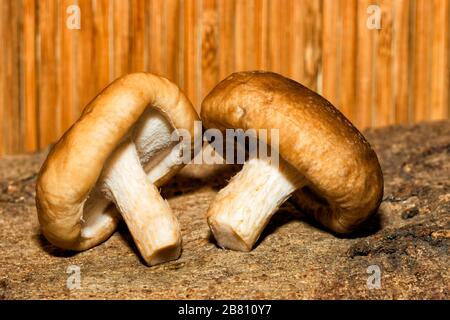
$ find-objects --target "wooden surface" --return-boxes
[0,0,449,155]
[0,121,449,299]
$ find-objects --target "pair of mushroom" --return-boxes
[36,71,383,266]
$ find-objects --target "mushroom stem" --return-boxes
[207,157,305,251]
[101,142,181,266]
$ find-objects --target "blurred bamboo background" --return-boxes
[0,0,449,155]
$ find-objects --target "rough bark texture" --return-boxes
[0,121,449,299]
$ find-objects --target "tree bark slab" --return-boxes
[0,121,449,299]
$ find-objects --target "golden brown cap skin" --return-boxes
[36,73,199,250]
[201,71,383,234]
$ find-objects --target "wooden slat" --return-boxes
[129,0,146,73]
[234,0,246,72]
[201,0,219,100]
[430,0,449,120]
[267,0,283,74]
[238,0,273,74]
[392,0,410,124]
[23,0,38,152]
[279,0,292,76]
[286,0,323,89]
[112,0,130,78]
[290,0,304,83]
[92,0,111,91]
[375,0,395,127]
[15,0,23,153]
[0,1,4,155]
[76,0,96,113]
[183,0,202,107]
[254,0,269,70]
[0,0,21,154]
[339,0,357,121]
[165,0,182,84]
[37,0,60,147]
[235,0,256,72]
[301,0,322,91]
[218,0,236,79]
[355,0,375,129]
[413,0,433,122]
[321,0,340,107]
[59,0,77,134]
[147,0,165,76]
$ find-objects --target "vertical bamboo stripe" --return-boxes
[165,0,182,84]
[235,0,248,72]
[301,0,322,91]
[355,0,375,129]
[0,1,5,155]
[60,0,76,134]
[413,0,433,122]
[92,0,111,91]
[254,0,268,70]
[77,0,96,112]
[23,0,38,152]
[0,0,21,154]
[290,0,304,84]
[129,0,145,72]
[37,0,59,148]
[183,0,202,108]
[146,0,164,76]
[202,0,219,101]
[278,0,292,76]
[430,0,449,120]
[112,0,130,78]
[340,0,356,120]
[376,0,395,127]
[322,0,339,108]
[392,0,410,124]
[267,0,283,74]
[218,0,236,80]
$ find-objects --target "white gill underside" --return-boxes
[207,157,305,251]
[81,108,183,265]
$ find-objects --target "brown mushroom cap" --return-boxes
[36,73,199,250]
[201,71,383,234]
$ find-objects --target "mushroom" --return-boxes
[36,73,200,265]
[201,71,384,251]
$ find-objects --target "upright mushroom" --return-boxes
[36,73,199,265]
[201,71,383,251]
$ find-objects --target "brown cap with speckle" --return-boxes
[36,73,199,263]
[201,71,383,234]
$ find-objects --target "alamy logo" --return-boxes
[66,5,81,30]
[66,265,81,290]
[366,264,381,290]
[366,5,381,30]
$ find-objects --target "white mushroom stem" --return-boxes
[100,142,181,265]
[207,157,305,251]
[79,109,185,265]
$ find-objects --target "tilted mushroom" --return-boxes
[201,71,384,251]
[36,73,199,265]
